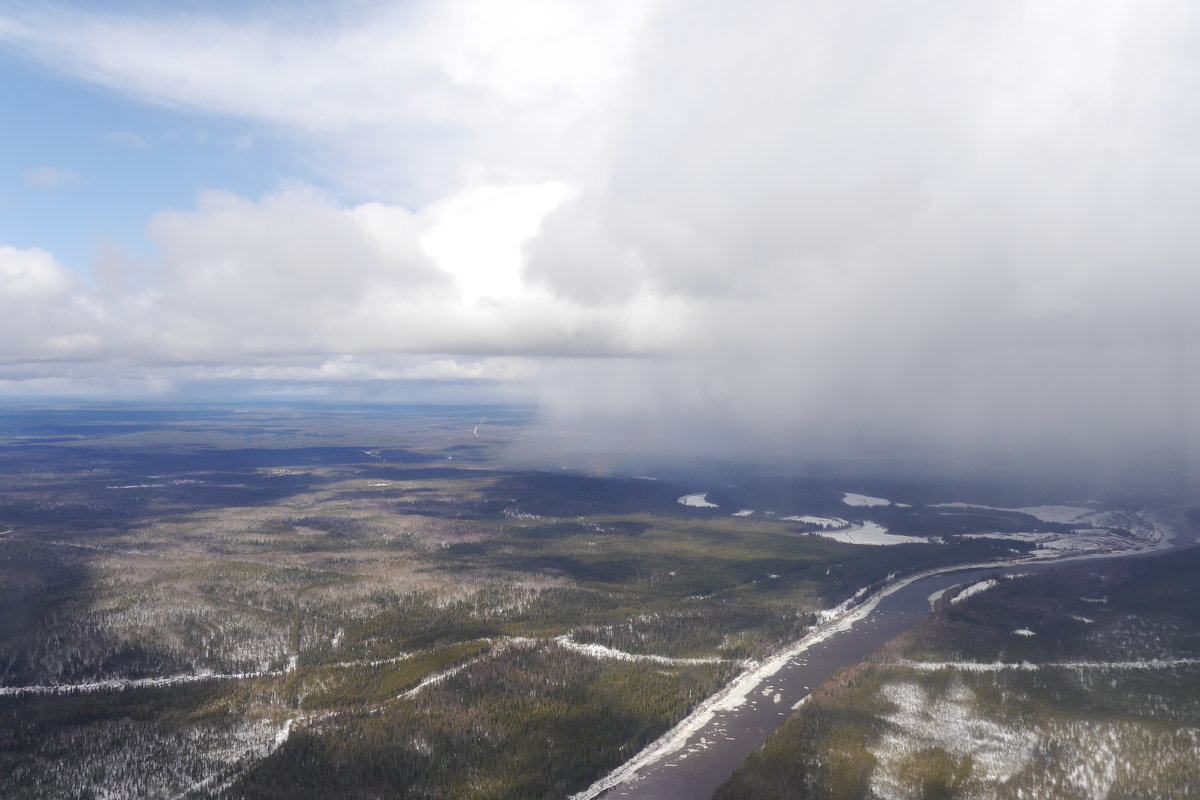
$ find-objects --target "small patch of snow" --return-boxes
[812,522,928,546]
[869,681,1036,798]
[951,579,998,605]
[677,493,718,508]
[842,492,890,507]
[553,635,729,666]
[1013,628,1036,637]
[782,515,847,528]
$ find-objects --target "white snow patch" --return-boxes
[0,668,290,698]
[554,635,729,666]
[842,492,890,507]
[274,718,293,747]
[962,531,1054,544]
[933,502,1087,523]
[954,509,1173,559]
[869,681,1036,798]
[811,522,928,546]
[782,515,847,528]
[1013,629,1036,636]
[677,493,718,508]
[934,502,1123,526]
[731,509,755,517]
[951,579,998,605]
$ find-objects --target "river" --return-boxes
[582,511,1193,800]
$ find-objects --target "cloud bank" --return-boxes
[2,0,1198,482]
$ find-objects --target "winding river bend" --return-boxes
[581,513,1192,800]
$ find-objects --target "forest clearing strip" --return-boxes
[0,637,525,700]
[393,637,538,701]
[0,667,291,698]
[553,635,737,666]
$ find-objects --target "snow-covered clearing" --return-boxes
[11,716,291,800]
[169,718,293,800]
[870,675,1200,799]
[934,503,1167,535]
[954,508,1172,559]
[731,509,755,517]
[933,502,1096,523]
[782,515,847,528]
[677,493,718,508]
[554,635,732,666]
[962,531,1053,544]
[842,492,890,507]
[869,681,1036,799]
[811,522,928,546]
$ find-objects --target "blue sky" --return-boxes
[1,46,295,276]
[1,0,1198,476]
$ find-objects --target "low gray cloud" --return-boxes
[522,0,1200,485]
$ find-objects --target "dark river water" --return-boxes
[596,519,1193,800]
